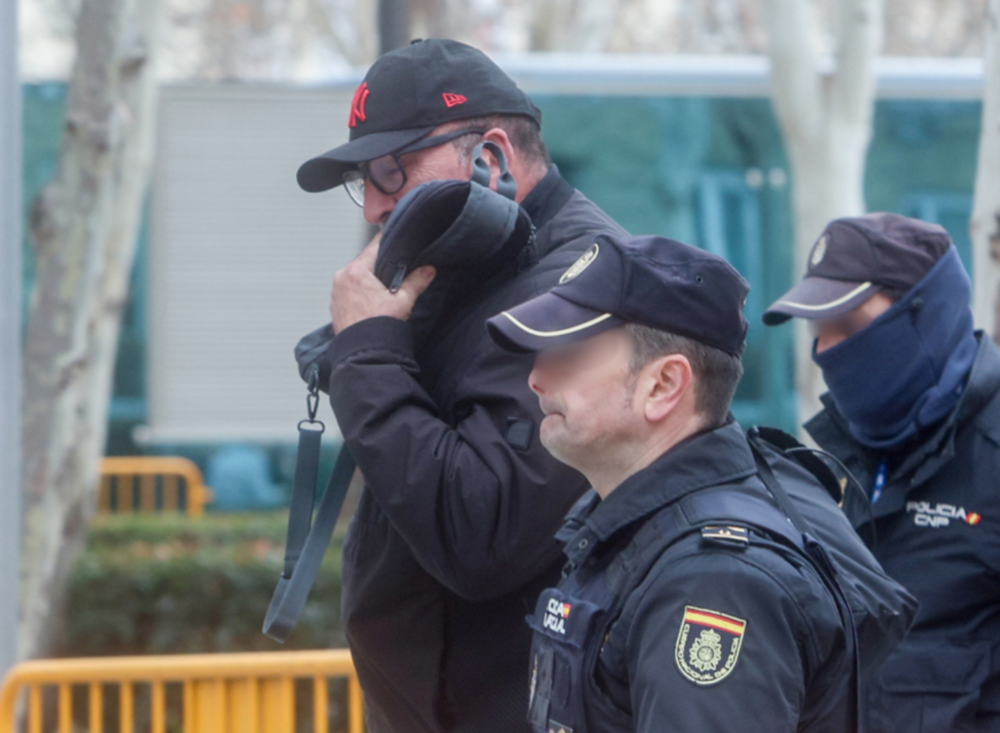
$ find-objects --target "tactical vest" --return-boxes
[526,480,860,733]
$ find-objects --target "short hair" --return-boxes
[441,114,552,169]
[624,322,743,429]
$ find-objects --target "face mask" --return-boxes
[812,246,978,449]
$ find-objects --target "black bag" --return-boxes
[747,426,919,676]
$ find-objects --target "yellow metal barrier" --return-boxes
[99,457,214,518]
[0,649,364,733]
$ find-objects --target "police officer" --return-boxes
[294,39,627,733]
[763,213,1000,732]
[486,234,857,733]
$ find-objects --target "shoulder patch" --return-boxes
[675,606,747,685]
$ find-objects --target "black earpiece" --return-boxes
[472,141,517,200]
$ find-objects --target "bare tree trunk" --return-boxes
[20,0,161,662]
[1,0,23,680]
[972,0,1000,343]
[762,0,883,427]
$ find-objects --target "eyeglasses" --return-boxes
[342,128,486,207]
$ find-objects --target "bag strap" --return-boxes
[263,365,357,643]
[745,431,863,732]
[745,437,812,534]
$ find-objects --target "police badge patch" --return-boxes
[675,606,747,685]
[559,243,599,284]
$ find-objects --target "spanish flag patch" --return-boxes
[675,606,747,685]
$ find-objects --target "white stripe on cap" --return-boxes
[775,281,874,311]
[501,311,614,337]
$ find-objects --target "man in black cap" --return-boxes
[294,39,626,733]
[486,234,858,733]
[764,212,1000,732]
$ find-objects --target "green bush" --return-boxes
[57,512,346,657]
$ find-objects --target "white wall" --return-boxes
[143,84,367,443]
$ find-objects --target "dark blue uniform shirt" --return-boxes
[527,420,854,733]
[807,333,1000,733]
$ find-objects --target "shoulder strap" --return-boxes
[263,366,357,643]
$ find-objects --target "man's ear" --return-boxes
[480,128,516,191]
[643,354,693,423]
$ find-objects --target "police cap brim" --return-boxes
[487,291,624,354]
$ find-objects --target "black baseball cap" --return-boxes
[763,213,952,326]
[297,39,542,193]
[487,234,750,356]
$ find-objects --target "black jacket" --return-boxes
[316,167,627,733]
[806,333,1000,733]
[527,420,854,733]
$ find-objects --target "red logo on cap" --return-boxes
[349,82,370,128]
[442,93,467,108]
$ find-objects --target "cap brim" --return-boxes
[296,126,437,193]
[763,277,879,325]
[487,292,624,354]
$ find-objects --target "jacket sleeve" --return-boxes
[621,550,850,733]
[327,315,588,601]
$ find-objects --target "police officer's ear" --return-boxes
[640,354,695,424]
[479,128,517,192]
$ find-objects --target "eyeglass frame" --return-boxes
[342,127,487,207]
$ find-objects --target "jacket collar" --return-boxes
[807,332,1000,499]
[520,165,575,241]
[568,419,757,553]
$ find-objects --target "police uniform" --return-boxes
[764,214,1000,732]
[807,336,1000,733]
[486,234,860,733]
[523,421,855,733]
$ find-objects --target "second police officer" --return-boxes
[764,214,1000,732]
[486,233,875,733]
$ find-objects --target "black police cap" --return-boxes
[297,39,542,193]
[763,213,952,326]
[487,234,750,357]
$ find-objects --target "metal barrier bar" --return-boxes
[0,650,362,733]
[314,676,327,733]
[99,457,214,518]
[89,682,101,733]
[120,682,134,733]
[27,685,40,733]
[153,680,166,733]
[349,676,364,733]
[58,683,70,733]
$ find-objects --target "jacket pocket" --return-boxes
[872,641,990,733]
